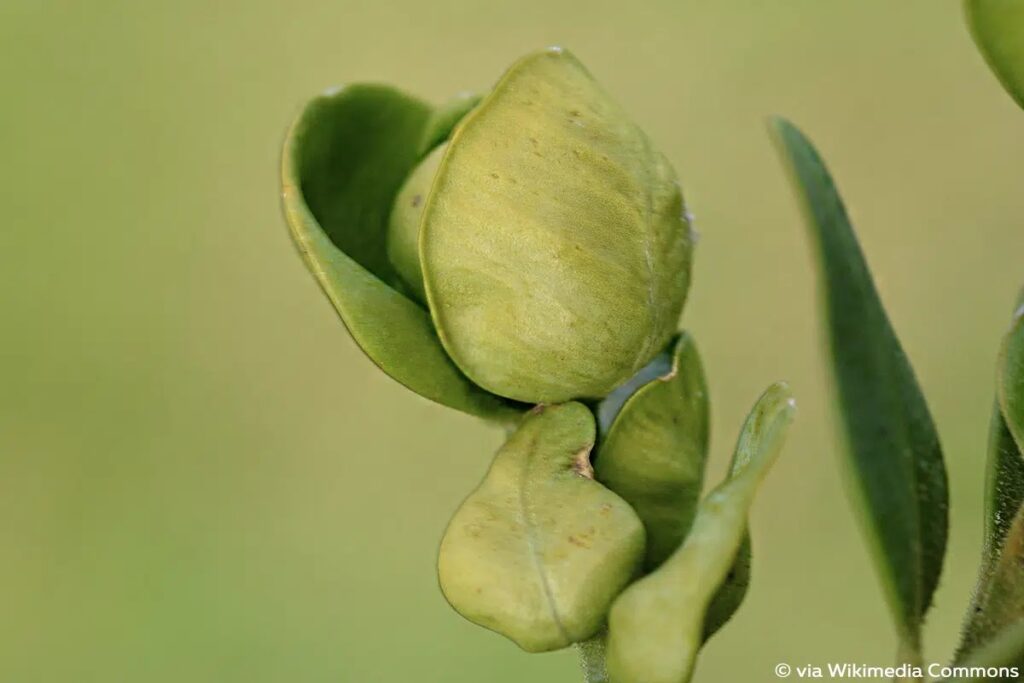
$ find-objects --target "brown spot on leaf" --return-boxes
[568,535,591,548]
[572,447,594,479]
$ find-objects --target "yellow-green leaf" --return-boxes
[437,402,645,652]
[420,47,692,404]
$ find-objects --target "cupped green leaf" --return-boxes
[594,333,709,570]
[771,117,949,657]
[959,293,1024,659]
[420,47,692,404]
[965,0,1024,110]
[281,85,518,420]
[605,383,795,683]
[437,402,645,652]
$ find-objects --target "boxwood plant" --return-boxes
[279,3,1023,680]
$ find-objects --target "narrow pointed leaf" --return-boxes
[605,383,795,683]
[281,85,518,420]
[965,0,1024,110]
[771,117,949,656]
[437,402,645,652]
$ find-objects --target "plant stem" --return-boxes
[896,637,924,683]
[576,633,609,683]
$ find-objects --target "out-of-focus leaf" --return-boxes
[437,402,645,653]
[595,333,710,570]
[605,383,795,683]
[965,0,1024,110]
[281,85,518,420]
[770,117,949,657]
[959,293,1024,659]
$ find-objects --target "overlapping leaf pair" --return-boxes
[281,47,795,683]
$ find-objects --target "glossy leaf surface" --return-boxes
[771,117,948,655]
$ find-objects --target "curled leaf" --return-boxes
[437,402,645,652]
[771,117,948,658]
[605,383,795,683]
[281,85,518,420]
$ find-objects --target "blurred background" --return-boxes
[2,1,1022,681]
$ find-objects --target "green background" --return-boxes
[2,1,1021,680]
